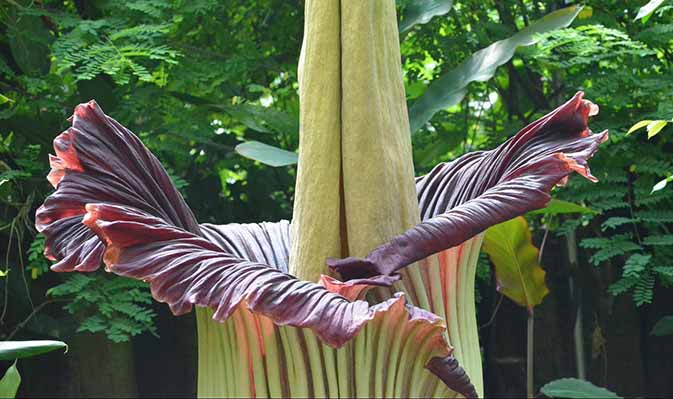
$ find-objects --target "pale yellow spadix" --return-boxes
[290,0,420,281]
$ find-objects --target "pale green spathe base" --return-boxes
[195,300,460,398]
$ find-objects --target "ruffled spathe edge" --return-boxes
[329,92,607,282]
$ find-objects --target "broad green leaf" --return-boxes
[0,340,67,361]
[652,175,672,193]
[235,141,298,167]
[578,6,593,19]
[528,199,597,215]
[399,0,453,33]
[541,378,620,398]
[7,13,51,76]
[647,120,668,138]
[482,216,549,311]
[626,119,652,135]
[635,0,666,21]
[651,315,673,336]
[408,5,582,133]
[0,361,20,399]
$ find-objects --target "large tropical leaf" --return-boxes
[0,341,67,361]
[482,216,549,311]
[398,0,453,33]
[330,92,606,281]
[235,141,298,167]
[540,378,620,398]
[635,0,666,21]
[408,5,582,133]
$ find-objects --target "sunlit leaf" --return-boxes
[528,199,596,215]
[540,378,620,398]
[652,175,672,193]
[482,216,549,311]
[0,341,67,361]
[626,119,652,135]
[0,361,20,399]
[647,120,668,138]
[408,5,582,133]
[635,0,666,21]
[235,141,298,167]
[578,6,593,19]
[651,315,673,336]
[399,0,453,33]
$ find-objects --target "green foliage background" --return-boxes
[0,0,672,396]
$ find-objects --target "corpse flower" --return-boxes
[35,2,606,398]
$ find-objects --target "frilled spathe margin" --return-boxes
[35,101,476,397]
[329,92,607,281]
[36,101,200,272]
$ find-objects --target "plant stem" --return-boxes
[527,310,534,398]
[566,229,586,379]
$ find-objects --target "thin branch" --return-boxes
[6,299,66,340]
[480,293,504,330]
[1,219,16,324]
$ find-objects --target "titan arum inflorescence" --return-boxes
[36,1,606,398]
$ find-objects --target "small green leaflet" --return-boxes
[601,217,637,231]
[398,0,453,33]
[651,315,673,336]
[408,5,582,133]
[0,94,12,105]
[540,378,620,398]
[0,340,68,361]
[235,141,298,167]
[643,234,673,246]
[623,253,651,278]
[528,199,596,216]
[0,361,20,399]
